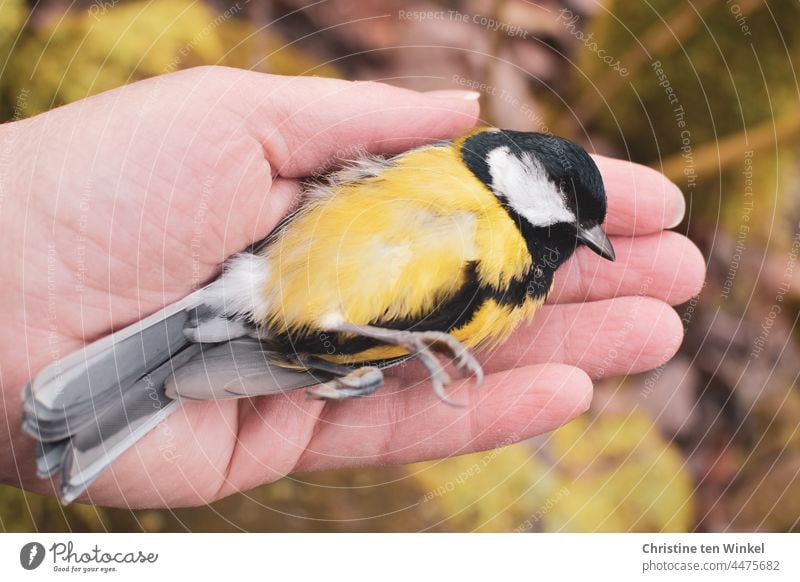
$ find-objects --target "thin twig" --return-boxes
[560,0,761,133]
[656,109,800,182]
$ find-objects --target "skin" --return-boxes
[0,66,705,508]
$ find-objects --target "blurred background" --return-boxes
[1,0,798,533]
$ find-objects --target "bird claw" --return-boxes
[401,331,483,406]
[305,366,384,400]
[318,323,484,405]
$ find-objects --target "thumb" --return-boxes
[232,71,481,177]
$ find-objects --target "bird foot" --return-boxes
[398,331,483,407]
[305,366,384,400]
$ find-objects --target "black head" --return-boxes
[461,129,615,261]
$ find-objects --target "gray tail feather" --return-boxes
[22,291,332,505]
[22,294,200,503]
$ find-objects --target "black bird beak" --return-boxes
[577,224,616,261]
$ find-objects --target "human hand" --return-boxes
[0,66,704,507]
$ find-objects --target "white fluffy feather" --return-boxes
[303,152,392,202]
[486,147,575,227]
[193,252,271,321]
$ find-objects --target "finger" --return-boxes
[481,297,684,378]
[219,389,327,497]
[294,363,592,473]
[83,399,242,508]
[547,231,705,306]
[226,176,302,256]
[594,155,686,236]
[233,72,480,177]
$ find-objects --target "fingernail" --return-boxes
[667,184,686,228]
[425,90,481,101]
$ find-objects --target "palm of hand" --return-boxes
[5,67,703,507]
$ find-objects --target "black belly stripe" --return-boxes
[267,262,483,356]
[264,246,563,358]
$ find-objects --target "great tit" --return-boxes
[23,127,615,503]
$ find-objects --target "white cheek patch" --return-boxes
[486,147,575,227]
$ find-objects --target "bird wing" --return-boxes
[164,338,332,400]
